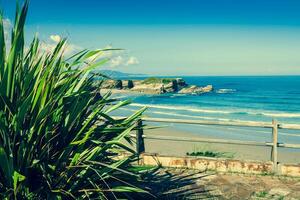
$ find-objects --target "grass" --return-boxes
[142,77,175,84]
[255,191,285,199]
[0,1,152,199]
[261,172,276,176]
[256,191,268,198]
[278,196,285,200]
[186,150,234,158]
[186,146,235,158]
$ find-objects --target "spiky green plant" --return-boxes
[0,1,148,199]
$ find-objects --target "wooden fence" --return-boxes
[133,117,300,174]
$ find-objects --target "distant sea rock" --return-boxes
[100,77,213,95]
[178,85,213,94]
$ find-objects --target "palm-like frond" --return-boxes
[0,1,148,199]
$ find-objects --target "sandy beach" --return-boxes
[141,127,300,164]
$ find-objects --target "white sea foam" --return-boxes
[256,112,300,118]
[130,103,300,118]
[216,88,237,94]
[119,108,300,137]
[131,103,232,114]
[114,95,128,100]
[121,107,268,124]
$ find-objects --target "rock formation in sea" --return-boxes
[178,85,213,94]
[101,77,213,95]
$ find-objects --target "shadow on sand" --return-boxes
[136,167,219,199]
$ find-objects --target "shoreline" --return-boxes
[141,126,300,164]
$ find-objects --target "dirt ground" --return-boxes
[142,168,300,199]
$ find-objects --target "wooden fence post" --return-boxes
[271,119,278,174]
[136,119,145,156]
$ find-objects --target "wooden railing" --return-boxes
[132,117,300,174]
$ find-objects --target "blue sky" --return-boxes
[1,0,300,75]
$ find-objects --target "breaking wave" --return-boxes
[130,103,300,118]
[216,88,237,94]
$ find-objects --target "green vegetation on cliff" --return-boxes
[142,77,175,84]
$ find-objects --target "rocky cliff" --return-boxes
[101,77,213,95]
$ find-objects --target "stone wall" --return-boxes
[139,153,300,177]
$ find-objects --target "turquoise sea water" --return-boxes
[113,76,300,144]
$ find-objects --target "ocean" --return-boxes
[112,76,300,144]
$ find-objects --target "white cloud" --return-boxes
[3,18,12,48]
[40,34,81,56]
[126,56,139,65]
[64,43,81,55]
[108,55,140,68]
[110,56,124,67]
[3,18,12,30]
[85,44,115,62]
[49,34,61,43]
[1,22,136,66]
